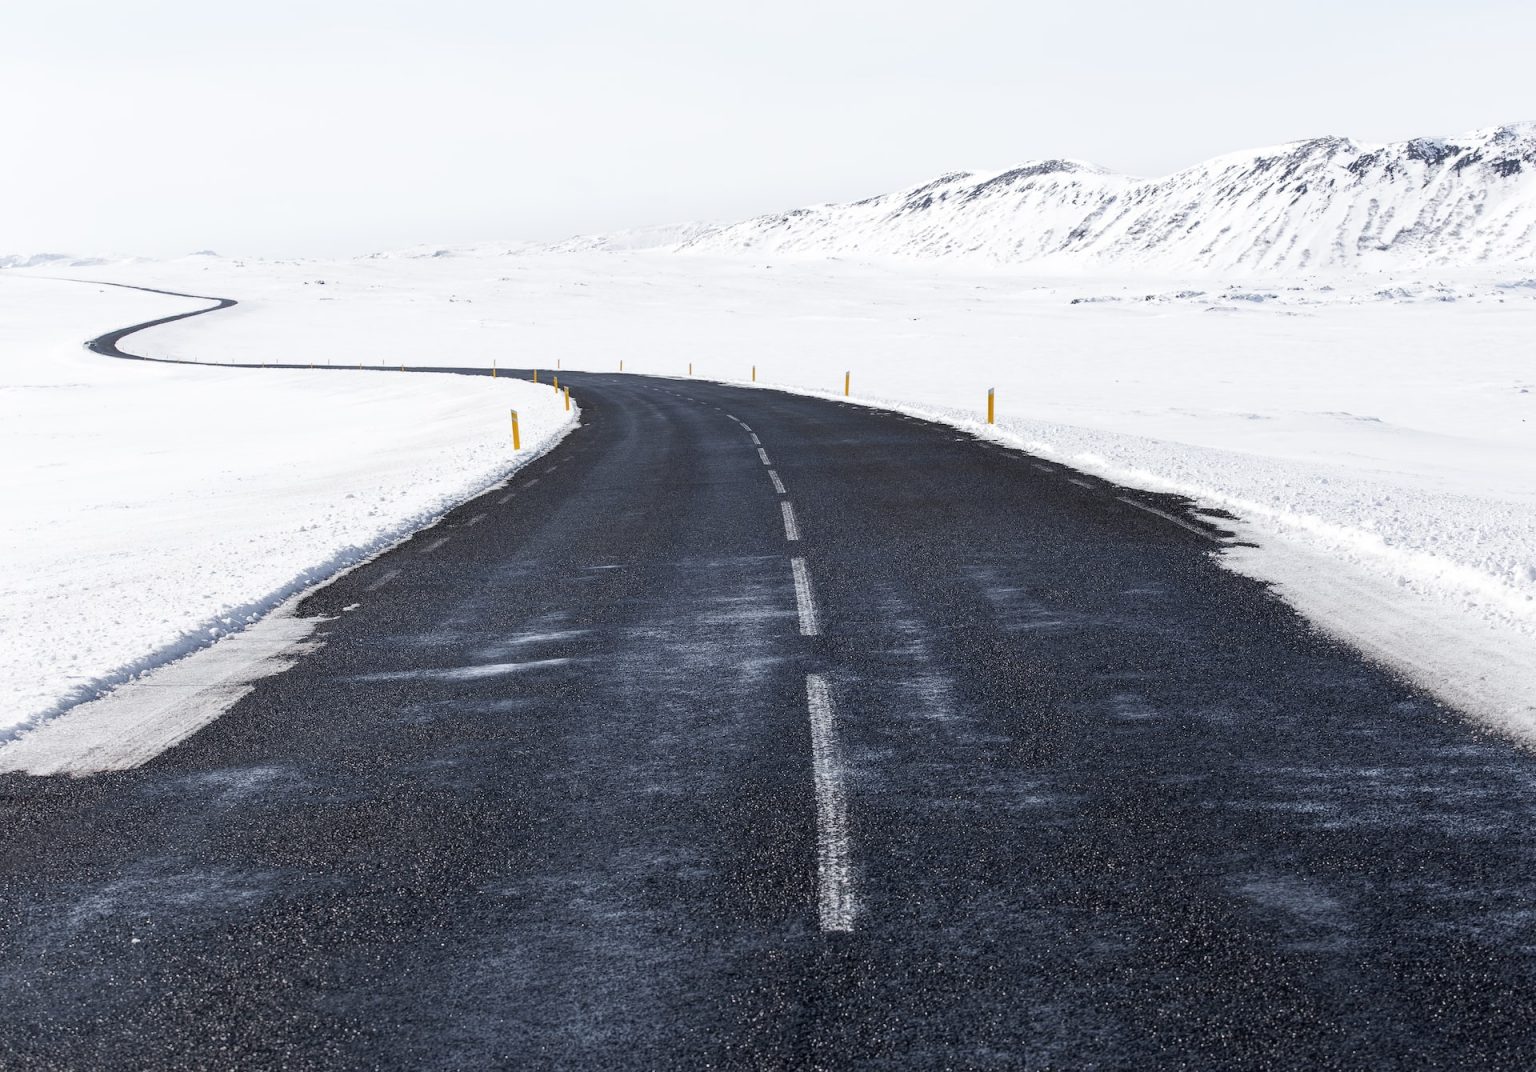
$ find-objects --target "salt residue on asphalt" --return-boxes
[0,274,572,738]
[23,252,1536,741]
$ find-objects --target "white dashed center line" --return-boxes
[768,469,787,495]
[758,447,772,466]
[497,493,515,505]
[364,568,401,592]
[525,477,541,487]
[465,513,486,526]
[805,674,856,933]
[1115,496,1221,542]
[1068,477,1094,489]
[749,433,762,446]
[419,536,450,555]
[781,501,801,541]
[790,557,821,636]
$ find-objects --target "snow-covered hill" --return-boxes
[0,253,117,270]
[676,124,1536,272]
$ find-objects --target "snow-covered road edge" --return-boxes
[0,409,577,772]
[2,411,578,749]
[707,374,1536,745]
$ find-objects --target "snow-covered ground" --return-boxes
[0,273,572,739]
[8,248,1534,745]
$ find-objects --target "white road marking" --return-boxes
[1115,496,1221,542]
[758,447,772,466]
[739,423,752,433]
[365,568,401,592]
[781,501,801,541]
[805,674,856,933]
[1067,478,1094,489]
[498,493,515,504]
[465,513,486,526]
[420,536,450,554]
[1031,463,1054,473]
[768,469,787,495]
[750,433,762,446]
[525,477,541,487]
[725,413,738,421]
[790,557,821,636]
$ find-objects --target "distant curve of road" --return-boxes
[2,286,1535,1069]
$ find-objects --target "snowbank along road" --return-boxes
[2,300,1536,1068]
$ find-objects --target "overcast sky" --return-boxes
[3,0,1533,258]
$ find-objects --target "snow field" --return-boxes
[1,275,573,738]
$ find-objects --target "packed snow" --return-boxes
[26,249,1530,742]
[0,274,572,739]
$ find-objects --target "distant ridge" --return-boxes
[0,253,116,270]
[663,123,1536,272]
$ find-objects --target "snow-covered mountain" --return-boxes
[0,253,116,270]
[675,124,1536,272]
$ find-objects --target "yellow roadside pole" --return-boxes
[988,387,996,424]
[620,359,624,372]
[554,375,560,391]
[752,365,756,382]
[510,410,521,449]
[844,371,850,396]
[688,362,693,376]
[492,359,497,378]
[564,386,571,411]
[533,369,539,384]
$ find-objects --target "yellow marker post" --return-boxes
[844,371,850,396]
[620,359,624,372]
[492,359,497,378]
[554,375,560,391]
[564,386,571,411]
[558,358,562,370]
[510,409,521,449]
[688,362,693,376]
[987,387,996,424]
[752,365,756,382]
[533,369,539,384]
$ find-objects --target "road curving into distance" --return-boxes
[2,291,1535,1068]
[77,280,238,362]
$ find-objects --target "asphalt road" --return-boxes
[3,293,1536,1068]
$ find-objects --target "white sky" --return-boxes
[3,0,1533,257]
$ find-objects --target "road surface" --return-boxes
[2,293,1534,1068]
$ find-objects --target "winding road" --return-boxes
[2,290,1535,1069]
